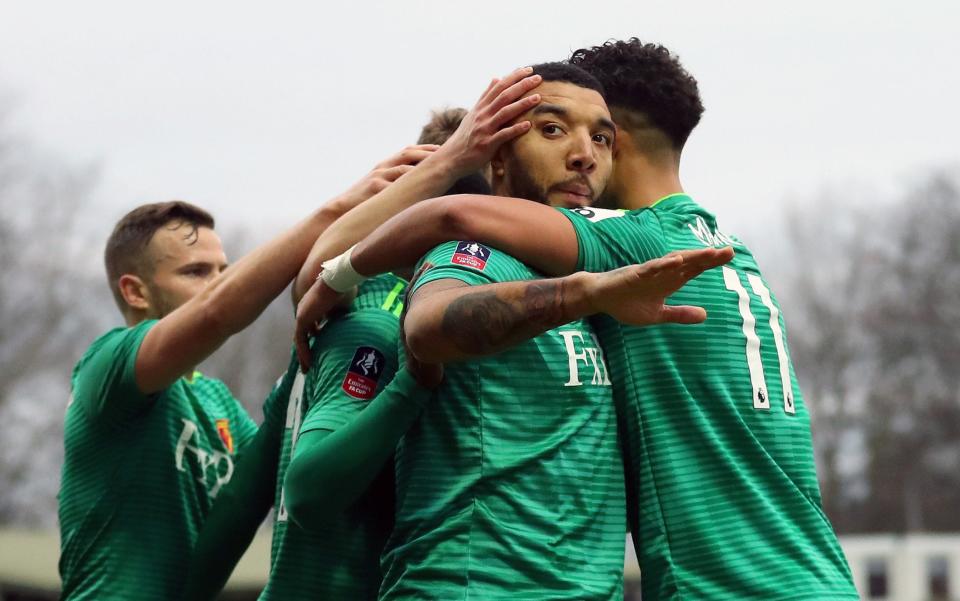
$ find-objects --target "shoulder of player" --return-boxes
[73,320,156,371]
[187,372,236,401]
[69,320,161,414]
[456,240,538,275]
[307,311,399,369]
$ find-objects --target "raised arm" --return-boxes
[404,247,734,363]
[134,204,343,393]
[132,140,439,394]
[291,66,545,302]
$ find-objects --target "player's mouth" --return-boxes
[552,183,594,208]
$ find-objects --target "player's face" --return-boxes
[496,80,614,208]
[143,223,228,318]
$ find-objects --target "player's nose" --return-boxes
[567,133,596,173]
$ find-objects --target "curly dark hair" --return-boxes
[569,39,703,150]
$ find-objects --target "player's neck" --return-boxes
[613,151,684,210]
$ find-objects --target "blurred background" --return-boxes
[0,1,958,599]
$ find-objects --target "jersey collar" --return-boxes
[649,192,692,208]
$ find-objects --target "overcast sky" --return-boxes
[2,0,958,243]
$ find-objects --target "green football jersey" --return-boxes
[380,241,626,601]
[261,275,405,601]
[561,195,857,600]
[59,319,257,601]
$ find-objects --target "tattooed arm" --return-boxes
[404,247,734,363]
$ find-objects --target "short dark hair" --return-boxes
[418,108,468,145]
[569,39,703,149]
[444,172,491,196]
[531,62,606,97]
[104,201,215,312]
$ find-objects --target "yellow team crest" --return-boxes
[215,419,234,453]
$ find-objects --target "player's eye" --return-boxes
[593,133,612,147]
[542,123,564,137]
[182,265,211,277]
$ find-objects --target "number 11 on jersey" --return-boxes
[722,266,795,415]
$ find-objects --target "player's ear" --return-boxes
[490,151,506,180]
[118,274,151,312]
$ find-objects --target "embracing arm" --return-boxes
[283,370,429,530]
[404,247,735,364]
[351,194,580,279]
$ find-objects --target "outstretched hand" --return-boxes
[587,247,735,326]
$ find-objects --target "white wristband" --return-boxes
[320,245,367,293]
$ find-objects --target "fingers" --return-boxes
[674,246,734,271]
[647,247,732,286]
[378,145,440,168]
[380,163,415,183]
[673,247,734,282]
[294,280,341,372]
[659,305,708,325]
[626,253,683,281]
[294,315,313,373]
[476,77,500,105]
[487,120,533,147]
[486,74,543,116]
[490,93,541,129]
[479,66,533,105]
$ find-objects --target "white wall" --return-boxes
[841,534,960,601]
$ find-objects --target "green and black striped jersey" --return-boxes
[380,241,626,601]
[561,195,857,600]
[261,275,405,600]
[59,320,256,600]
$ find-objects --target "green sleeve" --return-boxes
[300,309,401,434]
[284,369,429,531]
[180,354,300,601]
[71,319,157,426]
[559,207,668,272]
[411,240,536,293]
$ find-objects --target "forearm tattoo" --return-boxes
[440,280,568,355]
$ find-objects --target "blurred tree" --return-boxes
[0,107,108,525]
[780,171,960,533]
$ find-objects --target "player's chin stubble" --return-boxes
[503,160,550,206]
